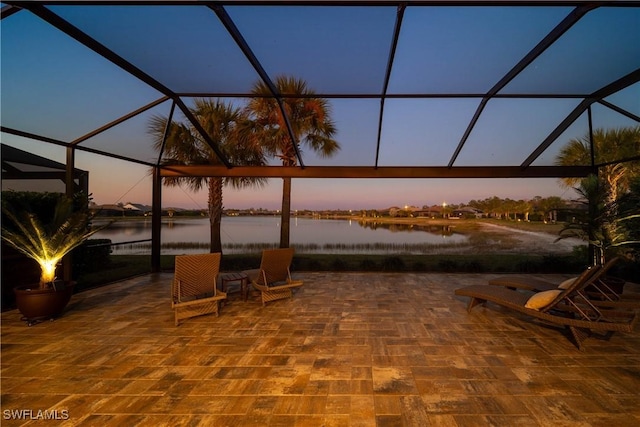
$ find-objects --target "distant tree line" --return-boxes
[155,197,575,222]
[467,195,567,222]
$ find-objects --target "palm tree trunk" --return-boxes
[279,177,292,248]
[208,177,224,253]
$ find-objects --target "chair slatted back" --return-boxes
[541,257,620,314]
[173,253,221,300]
[257,248,294,286]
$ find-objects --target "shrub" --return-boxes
[515,260,540,273]
[221,254,260,271]
[1,191,63,227]
[331,258,348,271]
[570,245,589,264]
[382,256,405,271]
[540,255,576,273]
[73,239,112,277]
[615,258,640,282]
[299,257,323,271]
[359,258,378,271]
[463,261,484,273]
[411,261,427,272]
[437,259,458,272]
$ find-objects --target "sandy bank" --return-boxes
[479,222,585,255]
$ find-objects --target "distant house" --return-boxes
[164,207,187,217]
[413,207,437,217]
[123,203,152,214]
[388,206,401,217]
[425,205,444,217]
[452,206,483,218]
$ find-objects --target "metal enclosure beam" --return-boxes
[522,67,640,167]
[448,4,597,168]
[151,167,162,273]
[1,126,158,167]
[160,165,592,179]
[209,4,305,168]
[71,96,170,146]
[375,2,406,168]
[20,4,232,168]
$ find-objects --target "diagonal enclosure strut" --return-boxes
[448,4,598,168]
[209,4,305,168]
[20,3,232,168]
[522,67,640,168]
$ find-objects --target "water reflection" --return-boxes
[93,216,468,255]
[358,220,455,237]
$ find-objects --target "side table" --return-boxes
[219,272,249,301]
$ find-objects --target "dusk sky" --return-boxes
[2,4,638,210]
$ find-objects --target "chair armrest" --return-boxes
[175,291,227,308]
[268,280,304,291]
[242,269,261,283]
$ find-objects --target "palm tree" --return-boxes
[557,174,640,265]
[149,98,266,253]
[556,126,640,263]
[617,176,640,262]
[556,126,640,205]
[536,196,565,223]
[245,76,340,248]
[515,199,533,221]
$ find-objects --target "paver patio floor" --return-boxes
[2,272,639,426]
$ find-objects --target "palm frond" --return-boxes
[1,195,112,287]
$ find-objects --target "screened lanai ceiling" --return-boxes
[1,1,639,180]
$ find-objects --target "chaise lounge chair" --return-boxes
[455,264,639,349]
[243,248,304,305]
[488,257,640,309]
[488,258,619,292]
[172,253,227,326]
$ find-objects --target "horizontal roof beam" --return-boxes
[175,92,593,99]
[1,171,84,180]
[11,2,640,7]
[160,165,592,179]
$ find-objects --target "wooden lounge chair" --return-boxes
[243,248,303,305]
[172,253,226,326]
[488,258,619,292]
[488,257,640,309]
[455,264,639,349]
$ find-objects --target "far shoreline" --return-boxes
[96,214,567,238]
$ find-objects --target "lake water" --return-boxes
[93,216,468,255]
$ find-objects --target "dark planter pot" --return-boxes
[13,281,75,326]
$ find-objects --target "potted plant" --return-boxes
[1,192,108,325]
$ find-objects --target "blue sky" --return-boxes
[1,4,638,210]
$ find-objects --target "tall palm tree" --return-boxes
[246,76,340,248]
[556,126,640,264]
[556,126,640,205]
[557,174,640,265]
[149,98,266,253]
